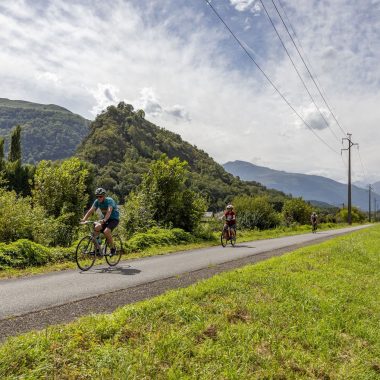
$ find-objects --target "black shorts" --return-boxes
[101,219,119,232]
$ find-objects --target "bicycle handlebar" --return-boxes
[80,220,104,225]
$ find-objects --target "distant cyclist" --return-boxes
[223,204,236,236]
[81,188,120,255]
[311,211,318,232]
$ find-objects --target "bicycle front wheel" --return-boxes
[105,234,123,266]
[76,236,96,271]
[221,232,228,247]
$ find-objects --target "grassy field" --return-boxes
[0,223,353,280]
[0,225,379,379]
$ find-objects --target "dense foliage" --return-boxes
[125,227,196,253]
[76,102,286,210]
[0,239,73,270]
[336,206,367,223]
[233,195,280,230]
[0,98,90,163]
[33,158,93,245]
[282,198,313,225]
[0,189,46,243]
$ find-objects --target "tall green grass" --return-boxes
[0,225,379,379]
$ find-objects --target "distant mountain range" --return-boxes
[0,98,90,163]
[223,160,380,211]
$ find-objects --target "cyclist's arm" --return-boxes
[82,206,96,222]
[101,205,113,223]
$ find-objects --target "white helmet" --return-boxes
[226,204,233,210]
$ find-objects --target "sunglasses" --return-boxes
[96,195,105,199]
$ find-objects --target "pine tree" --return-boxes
[8,125,22,162]
[0,137,4,170]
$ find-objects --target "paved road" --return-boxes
[0,225,369,320]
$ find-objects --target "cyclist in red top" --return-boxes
[223,204,236,234]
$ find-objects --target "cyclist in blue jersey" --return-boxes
[81,188,120,255]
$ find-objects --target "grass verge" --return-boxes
[0,225,379,378]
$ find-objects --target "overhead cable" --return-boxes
[259,0,341,143]
[273,0,347,137]
[356,145,367,178]
[203,0,339,154]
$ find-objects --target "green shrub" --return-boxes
[233,195,280,230]
[193,223,218,240]
[0,240,50,269]
[282,198,313,225]
[336,207,366,223]
[0,189,52,243]
[32,158,91,246]
[0,239,75,270]
[126,227,195,252]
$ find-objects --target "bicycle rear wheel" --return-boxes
[76,236,96,271]
[230,231,236,246]
[105,234,123,266]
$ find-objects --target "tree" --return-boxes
[282,198,313,225]
[0,137,4,167]
[3,126,34,196]
[124,156,207,234]
[8,125,22,162]
[0,137,5,180]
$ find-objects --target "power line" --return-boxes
[272,0,347,137]
[259,0,341,143]
[356,145,367,177]
[203,0,339,155]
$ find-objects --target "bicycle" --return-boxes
[221,225,236,247]
[75,221,123,271]
[311,222,318,233]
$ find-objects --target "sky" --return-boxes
[0,0,379,184]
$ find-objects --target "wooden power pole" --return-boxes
[342,134,358,225]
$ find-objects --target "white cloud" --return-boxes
[127,87,190,122]
[0,0,379,184]
[36,71,61,86]
[89,83,120,116]
[230,0,255,12]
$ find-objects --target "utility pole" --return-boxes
[342,133,358,225]
[368,184,372,222]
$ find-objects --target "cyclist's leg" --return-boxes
[94,222,102,238]
[103,220,119,250]
[223,223,229,238]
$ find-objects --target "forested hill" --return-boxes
[76,102,286,210]
[0,98,90,163]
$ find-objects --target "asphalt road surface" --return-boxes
[0,225,370,341]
